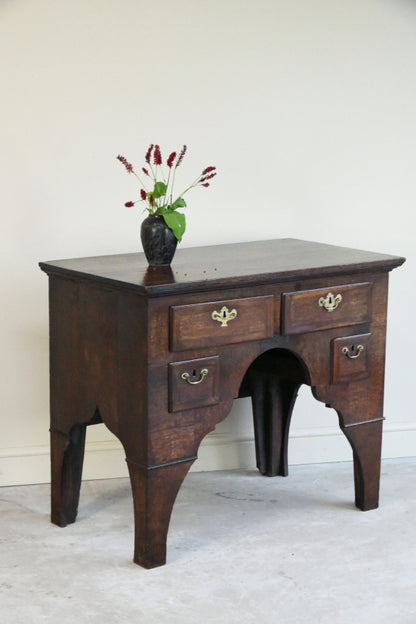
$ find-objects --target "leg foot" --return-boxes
[126,458,195,568]
[341,419,383,511]
[50,424,87,526]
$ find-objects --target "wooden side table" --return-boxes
[39,238,405,568]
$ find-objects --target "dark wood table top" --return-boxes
[39,238,405,296]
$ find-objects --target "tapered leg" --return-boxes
[126,457,195,568]
[340,419,383,511]
[249,368,300,477]
[50,424,87,526]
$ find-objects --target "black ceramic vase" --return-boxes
[140,215,178,266]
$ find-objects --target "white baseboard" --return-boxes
[0,424,415,487]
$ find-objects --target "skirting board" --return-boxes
[0,424,415,487]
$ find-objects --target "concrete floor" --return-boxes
[0,458,415,624]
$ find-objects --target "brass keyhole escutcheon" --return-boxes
[342,344,364,359]
[319,292,342,312]
[211,306,238,327]
[181,368,209,385]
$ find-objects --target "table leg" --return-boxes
[340,419,383,511]
[50,424,87,526]
[249,369,300,477]
[126,457,195,569]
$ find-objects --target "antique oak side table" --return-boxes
[39,238,404,569]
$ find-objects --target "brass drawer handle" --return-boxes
[211,306,238,327]
[342,344,364,359]
[319,292,342,312]
[181,368,209,385]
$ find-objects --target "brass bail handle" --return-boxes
[342,344,364,359]
[211,306,238,327]
[319,292,342,312]
[181,368,209,385]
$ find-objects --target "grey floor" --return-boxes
[0,458,415,624]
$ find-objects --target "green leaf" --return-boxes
[152,181,167,199]
[169,197,187,211]
[163,211,186,242]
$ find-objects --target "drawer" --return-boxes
[170,295,274,352]
[281,282,371,335]
[168,356,220,412]
[331,333,371,383]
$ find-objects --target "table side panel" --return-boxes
[48,276,150,461]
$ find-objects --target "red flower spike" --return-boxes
[149,194,154,206]
[167,152,176,168]
[153,145,162,165]
[117,155,134,173]
[201,166,216,175]
[202,183,210,187]
[140,189,146,200]
[176,145,187,167]
[142,167,149,176]
[145,144,154,164]
[125,201,135,207]
[199,172,217,183]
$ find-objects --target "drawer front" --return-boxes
[281,282,371,335]
[169,356,220,412]
[170,295,274,351]
[331,333,371,383]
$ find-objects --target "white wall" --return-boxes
[0,0,414,486]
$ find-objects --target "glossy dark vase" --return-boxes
[140,215,178,266]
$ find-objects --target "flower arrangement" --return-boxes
[117,144,216,242]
